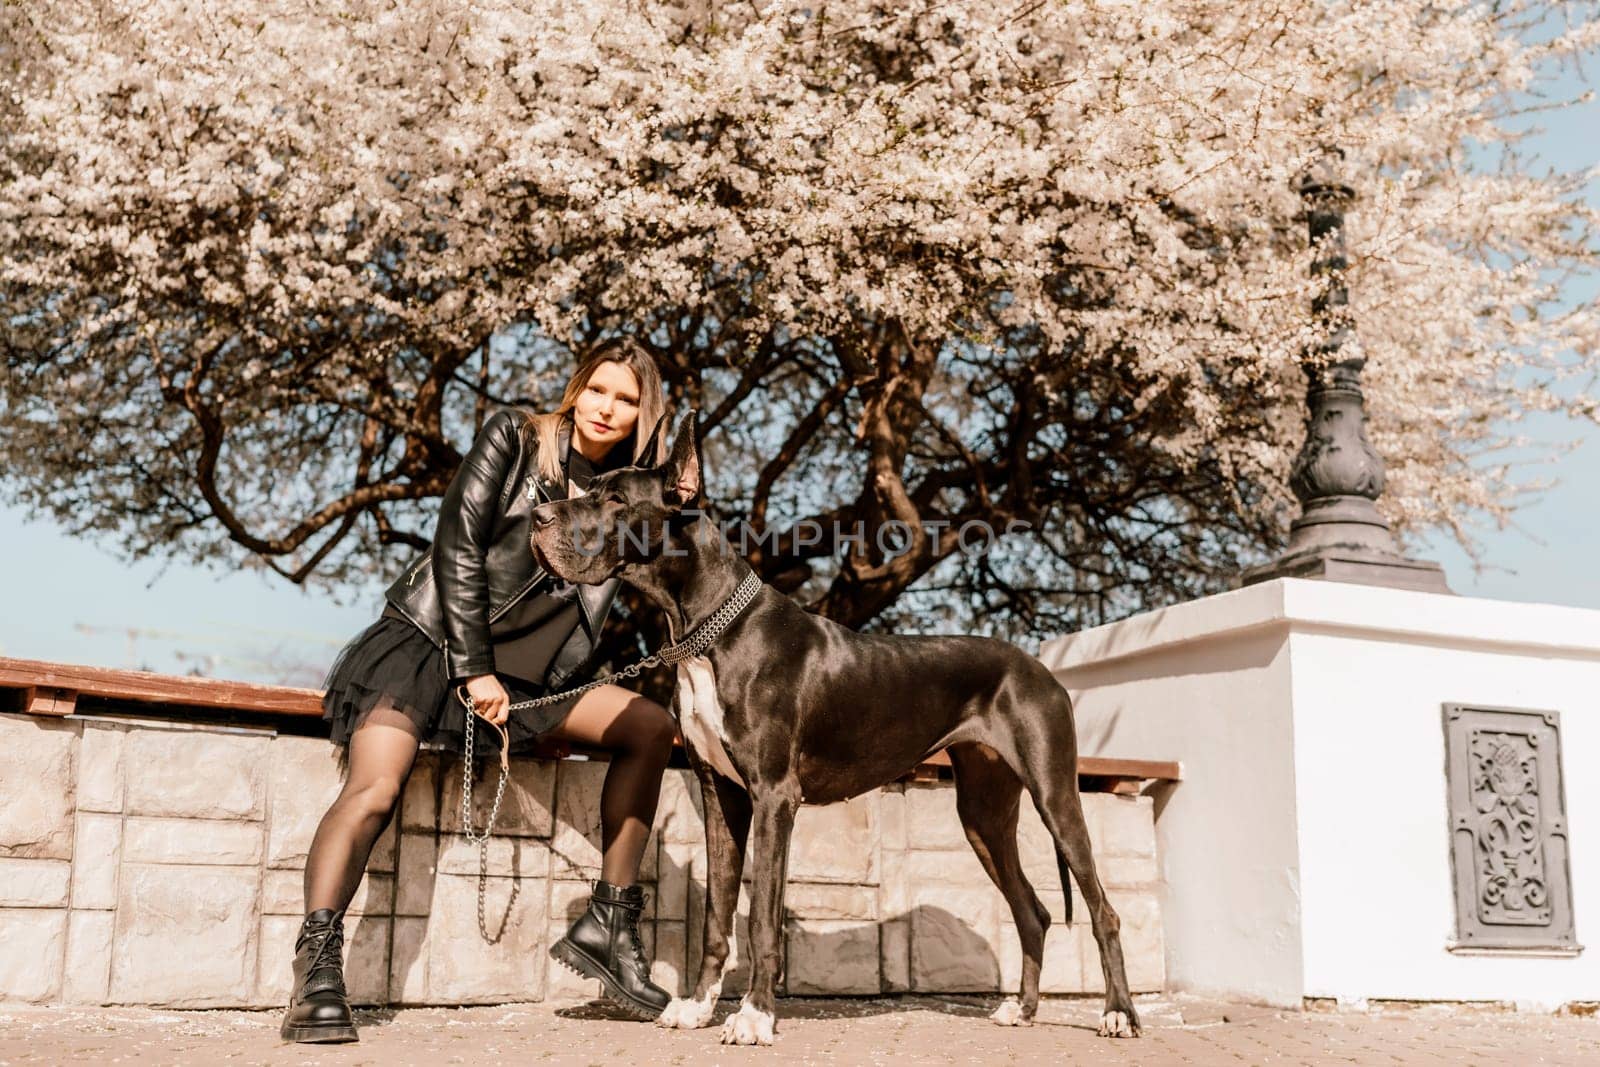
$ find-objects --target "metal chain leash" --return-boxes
[453,570,763,940]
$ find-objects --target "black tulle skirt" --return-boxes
[319,615,583,755]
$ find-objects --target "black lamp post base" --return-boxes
[1241,544,1452,594]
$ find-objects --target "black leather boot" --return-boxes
[279,908,359,1043]
[550,881,671,1019]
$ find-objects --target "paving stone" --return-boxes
[3,994,1598,1064]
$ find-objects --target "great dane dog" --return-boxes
[530,412,1140,1045]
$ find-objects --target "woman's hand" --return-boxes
[463,673,510,726]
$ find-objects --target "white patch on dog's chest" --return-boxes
[675,656,745,787]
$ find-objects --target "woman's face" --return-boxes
[571,360,642,455]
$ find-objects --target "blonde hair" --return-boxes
[524,338,670,483]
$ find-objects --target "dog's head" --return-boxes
[529,408,701,584]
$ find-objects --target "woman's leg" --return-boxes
[545,684,676,886]
[303,702,422,913]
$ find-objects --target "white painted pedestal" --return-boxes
[1040,578,1600,1009]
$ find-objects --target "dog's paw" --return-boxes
[989,998,1031,1027]
[657,993,717,1030]
[1098,1009,1139,1038]
[719,999,775,1046]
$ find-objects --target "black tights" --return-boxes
[303,694,675,914]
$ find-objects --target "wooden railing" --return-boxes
[0,655,1181,792]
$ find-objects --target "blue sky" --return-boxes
[3,60,1596,685]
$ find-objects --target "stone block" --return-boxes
[910,887,1001,992]
[371,816,398,874]
[881,918,910,993]
[257,913,390,1007]
[110,864,258,1006]
[63,909,115,1004]
[401,754,439,830]
[906,846,993,889]
[1109,888,1164,992]
[1041,923,1090,994]
[657,841,695,921]
[549,760,606,879]
[124,730,267,821]
[652,919,688,997]
[123,817,264,866]
[420,872,546,1003]
[549,878,594,927]
[1101,852,1159,888]
[0,857,70,907]
[78,722,125,813]
[789,795,877,883]
[265,737,345,869]
[0,715,76,860]
[261,868,391,916]
[1097,795,1156,857]
[440,754,555,839]
[905,782,965,851]
[0,907,66,1001]
[880,784,908,851]
[395,833,437,917]
[70,813,122,910]
[437,834,550,880]
[879,848,908,918]
[785,919,879,995]
[783,883,877,922]
[655,769,704,844]
[390,917,429,1004]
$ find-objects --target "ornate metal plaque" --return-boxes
[1443,704,1580,953]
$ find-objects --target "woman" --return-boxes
[282,338,678,1044]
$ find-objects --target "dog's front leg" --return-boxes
[658,767,750,1030]
[720,786,798,1046]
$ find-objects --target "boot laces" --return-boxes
[307,924,346,985]
[623,892,649,962]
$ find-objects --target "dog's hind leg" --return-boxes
[1000,681,1141,1038]
[948,742,1051,1027]
[658,767,751,1030]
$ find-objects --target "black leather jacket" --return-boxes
[383,409,621,683]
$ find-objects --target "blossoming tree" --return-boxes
[3,0,1597,646]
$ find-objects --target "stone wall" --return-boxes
[0,712,1163,1007]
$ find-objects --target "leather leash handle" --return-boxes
[456,685,511,773]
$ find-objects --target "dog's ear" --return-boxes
[662,409,700,508]
[637,411,669,467]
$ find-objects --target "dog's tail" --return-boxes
[1055,850,1074,925]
